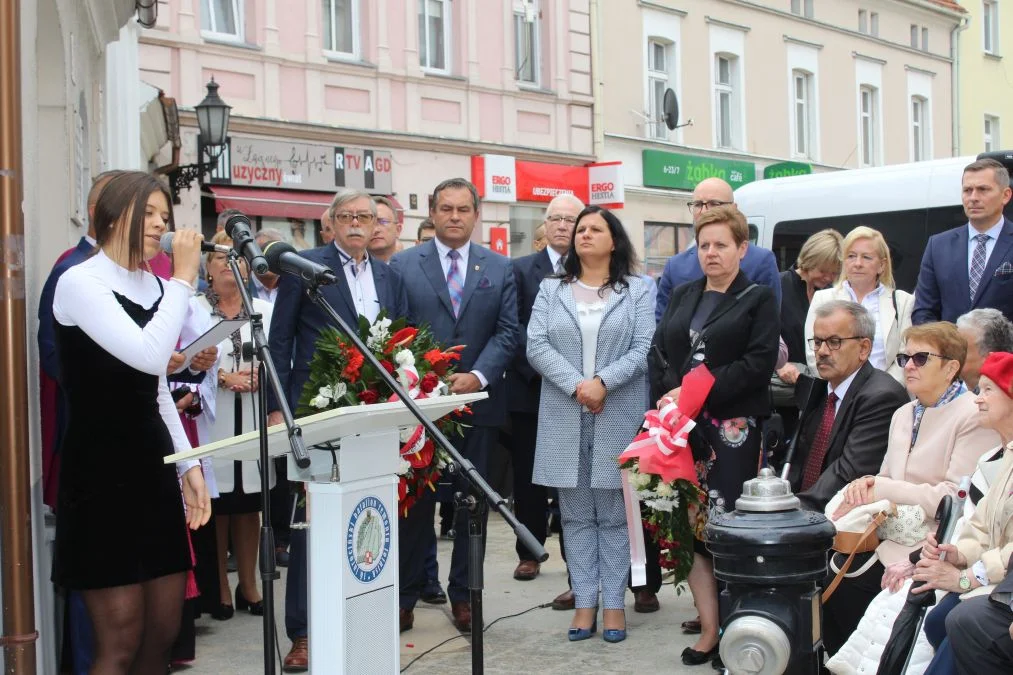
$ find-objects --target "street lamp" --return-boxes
[170,77,231,202]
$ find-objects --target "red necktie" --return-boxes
[801,391,838,491]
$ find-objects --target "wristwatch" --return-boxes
[958,570,972,591]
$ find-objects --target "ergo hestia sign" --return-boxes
[642,149,756,191]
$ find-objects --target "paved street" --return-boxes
[179,513,707,674]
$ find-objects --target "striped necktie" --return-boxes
[447,249,464,317]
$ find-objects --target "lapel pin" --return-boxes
[474,265,480,271]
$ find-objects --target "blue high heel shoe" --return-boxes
[567,610,598,642]
[602,611,627,643]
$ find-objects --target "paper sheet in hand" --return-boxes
[180,319,247,363]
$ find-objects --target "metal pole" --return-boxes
[0,0,39,671]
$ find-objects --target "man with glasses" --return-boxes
[369,195,404,263]
[785,300,908,512]
[654,177,781,321]
[267,188,410,671]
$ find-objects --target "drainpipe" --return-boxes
[588,0,605,160]
[951,15,969,156]
[0,0,38,673]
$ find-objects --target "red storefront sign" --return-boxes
[489,227,509,256]
[471,155,624,208]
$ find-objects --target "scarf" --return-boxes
[910,380,966,450]
[203,288,250,367]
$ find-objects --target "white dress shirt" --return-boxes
[432,237,487,389]
[844,281,886,371]
[967,218,1005,275]
[828,366,861,415]
[334,244,379,324]
[250,274,279,304]
[546,246,564,273]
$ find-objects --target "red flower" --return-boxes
[398,476,408,501]
[419,371,439,394]
[406,439,435,469]
[384,327,418,353]
[380,360,396,375]
[359,389,379,404]
[342,348,364,382]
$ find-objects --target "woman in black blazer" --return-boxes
[650,204,780,666]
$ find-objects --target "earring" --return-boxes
[207,275,213,284]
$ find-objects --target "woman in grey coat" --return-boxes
[527,206,654,643]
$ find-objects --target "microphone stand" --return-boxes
[304,282,547,675]
[225,253,310,675]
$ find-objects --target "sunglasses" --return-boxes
[895,351,947,368]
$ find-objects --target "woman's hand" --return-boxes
[843,476,877,507]
[657,387,681,409]
[881,560,916,593]
[189,346,218,373]
[171,229,204,283]
[776,363,800,385]
[920,533,968,567]
[576,378,606,413]
[911,558,964,594]
[222,369,258,393]
[181,465,211,529]
[166,351,186,375]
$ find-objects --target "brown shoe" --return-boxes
[634,590,660,613]
[682,616,702,634]
[513,560,540,581]
[451,601,472,632]
[282,637,308,672]
[399,608,414,633]
[551,589,575,611]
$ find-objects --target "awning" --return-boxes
[209,186,334,221]
[139,82,169,163]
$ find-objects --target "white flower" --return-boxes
[645,498,675,513]
[655,482,674,498]
[366,316,393,349]
[395,349,415,368]
[333,382,347,399]
[310,395,330,409]
[399,426,415,443]
[635,472,654,489]
[318,385,334,399]
[397,459,412,476]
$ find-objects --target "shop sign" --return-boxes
[763,161,813,179]
[642,149,756,191]
[489,227,509,256]
[481,154,517,203]
[588,162,624,206]
[218,136,393,194]
[471,155,625,208]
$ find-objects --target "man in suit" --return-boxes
[913,158,1013,325]
[268,188,409,672]
[390,177,519,633]
[655,177,781,321]
[506,194,583,586]
[786,300,909,512]
[945,558,1013,674]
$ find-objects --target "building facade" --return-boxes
[140,0,609,258]
[599,0,964,276]
[957,0,1012,155]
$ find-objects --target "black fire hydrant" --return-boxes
[704,468,836,675]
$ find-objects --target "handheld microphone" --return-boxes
[224,213,269,275]
[263,241,338,286]
[160,232,232,256]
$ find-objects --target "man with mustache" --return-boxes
[785,300,908,512]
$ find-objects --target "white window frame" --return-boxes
[714,54,740,150]
[859,85,880,167]
[647,39,674,140]
[201,0,244,42]
[322,0,360,59]
[514,0,541,85]
[858,10,868,34]
[911,96,930,161]
[984,1,1000,55]
[910,24,919,48]
[985,114,1000,152]
[791,69,816,159]
[419,0,451,73]
[922,27,929,51]
[791,0,801,15]
[805,0,814,17]
[870,12,879,37]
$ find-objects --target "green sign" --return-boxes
[642,149,757,191]
[763,161,812,179]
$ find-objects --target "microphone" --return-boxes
[160,232,232,256]
[224,213,269,275]
[262,241,338,286]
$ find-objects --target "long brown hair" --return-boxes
[93,172,172,270]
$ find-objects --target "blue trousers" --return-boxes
[923,592,961,675]
[284,501,308,640]
[447,426,494,604]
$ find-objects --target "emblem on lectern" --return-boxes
[346,496,392,583]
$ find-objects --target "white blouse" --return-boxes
[573,281,611,379]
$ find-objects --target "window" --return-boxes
[322,0,358,57]
[910,24,919,48]
[912,96,929,161]
[985,115,1000,152]
[514,0,540,84]
[870,12,879,37]
[792,70,815,158]
[922,27,929,51]
[419,0,450,72]
[859,10,868,34]
[645,222,693,279]
[648,40,673,139]
[860,85,879,167]
[714,54,740,149]
[790,0,813,18]
[984,1,999,54]
[201,0,243,40]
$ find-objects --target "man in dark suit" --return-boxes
[505,194,583,585]
[268,188,409,672]
[390,177,519,633]
[786,300,909,513]
[945,558,1013,673]
[913,158,1013,325]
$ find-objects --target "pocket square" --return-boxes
[477,276,493,289]
[994,261,1013,278]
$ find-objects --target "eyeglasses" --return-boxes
[895,352,947,368]
[333,211,375,225]
[546,215,577,224]
[808,336,865,351]
[688,200,732,213]
[376,218,394,226]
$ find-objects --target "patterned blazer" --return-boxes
[527,276,654,490]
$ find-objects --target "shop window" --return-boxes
[201,0,244,42]
[514,0,540,85]
[419,0,451,73]
[509,204,547,258]
[644,221,693,279]
[323,0,359,58]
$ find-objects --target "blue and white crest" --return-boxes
[346,496,391,583]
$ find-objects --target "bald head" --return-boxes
[543,193,585,255]
[690,177,735,224]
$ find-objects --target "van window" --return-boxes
[771,205,965,292]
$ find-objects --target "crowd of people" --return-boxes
[37,157,1013,674]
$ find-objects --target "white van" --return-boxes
[734,155,999,292]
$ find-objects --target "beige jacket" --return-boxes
[874,392,1001,566]
[804,284,914,384]
[955,444,1013,594]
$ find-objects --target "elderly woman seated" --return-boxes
[821,322,1001,657]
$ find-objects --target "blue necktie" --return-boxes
[447,250,464,317]
[969,233,990,301]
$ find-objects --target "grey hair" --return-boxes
[255,227,284,245]
[544,193,585,218]
[813,300,876,339]
[217,208,245,230]
[328,188,376,218]
[957,308,1013,356]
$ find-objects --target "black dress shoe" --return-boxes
[275,547,290,567]
[421,585,447,604]
[236,586,264,616]
[682,644,720,666]
[210,603,234,621]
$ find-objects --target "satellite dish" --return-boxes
[663,88,679,130]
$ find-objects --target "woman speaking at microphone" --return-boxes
[51,171,211,674]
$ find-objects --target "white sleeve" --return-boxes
[54,271,194,376]
[158,375,198,476]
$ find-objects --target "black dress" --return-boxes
[52,260,193,590]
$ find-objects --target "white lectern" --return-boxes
[168,392,487,674]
